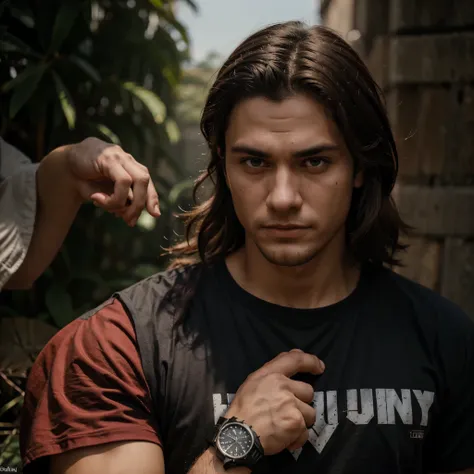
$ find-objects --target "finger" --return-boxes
[287,429,309,452]
[126,187,133,204]
[121,161,149,224]
[113,208,128,219]
[262,351,325,378]
[145,179,161,217]
[91,194,133,213]
[92,164,132,210]
[296,399,316,429]
[287,380,315,404]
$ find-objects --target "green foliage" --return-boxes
[0,0,198,463]
[0,0,195,320]
[175,51,222,125]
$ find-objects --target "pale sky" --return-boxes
[178,0,320,62]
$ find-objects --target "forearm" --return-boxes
[5,146,82,289]
[189,448,251,474]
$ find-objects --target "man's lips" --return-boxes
[262,224,310,230]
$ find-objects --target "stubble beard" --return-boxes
[255,241,321,268]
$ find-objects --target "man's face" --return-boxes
[224,94,363,267]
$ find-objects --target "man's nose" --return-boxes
[266,167,303,213]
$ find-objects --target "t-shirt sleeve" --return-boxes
[424,307,474,473]
[19,298,161,473]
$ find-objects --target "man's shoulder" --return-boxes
[115,262,202,311]
[121,263,200,295]
[375,265,473,331]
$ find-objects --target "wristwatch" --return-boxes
[210,416,264,471]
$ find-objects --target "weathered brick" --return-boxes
[396,237,441,290]
[387,87,446,178]
[387,85,474,180]
[365,35,390,89]
[444,86,474,179]
[354,0,389,41]
[389,33,474,85]
[322,0,355,37]
[389,0,474,32]
[441,238,474,318]
[396,185,474,236]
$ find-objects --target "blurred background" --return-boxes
[0,0,473,469]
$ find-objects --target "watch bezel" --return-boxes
[216,421,256,460]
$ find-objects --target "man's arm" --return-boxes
[188,448,249,474]
[50,444,247,474]
[50,441,165,474]
[4,138,160,289]
[5,146,81,289]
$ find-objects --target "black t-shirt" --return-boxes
[116,260,474,474]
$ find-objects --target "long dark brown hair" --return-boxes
[167,21,409,270]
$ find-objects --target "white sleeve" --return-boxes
[0,138,38,289]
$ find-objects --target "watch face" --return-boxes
[217,422,254,459]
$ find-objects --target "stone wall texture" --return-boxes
[321,0,474,317]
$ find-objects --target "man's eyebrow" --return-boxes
[230,146,268,158]
[293,144,339,158]
[229,144,339,158]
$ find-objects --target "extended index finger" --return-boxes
[145,179,160,217]
[261,350,325,378]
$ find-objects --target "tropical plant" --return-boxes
[0,0,197,468]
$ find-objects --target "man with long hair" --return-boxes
[20,22,474,474]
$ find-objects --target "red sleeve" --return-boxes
[20,298,161,473]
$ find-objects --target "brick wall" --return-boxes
[322,0,474,317]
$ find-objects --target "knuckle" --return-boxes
[276,391,296,411]
[246,370,259,382]
[267,372,285,387]
[135,173,150,185]
[283,409,304,432]
[138,162,149,173]
[303,384,315,401]
[120,175,133,186]
[101,153,118,166]
[289,351,304,365]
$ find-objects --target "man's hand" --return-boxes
[224,349,325,455]
[66,137,160,227]
[4,137,160,289]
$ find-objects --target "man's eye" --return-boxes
[303,157,327,168]
[243,158,265,168]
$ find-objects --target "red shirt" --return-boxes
[20,299,161,473]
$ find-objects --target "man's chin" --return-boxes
[256,244,319,267]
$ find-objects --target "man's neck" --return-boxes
[225,235,360,310]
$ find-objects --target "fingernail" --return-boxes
[155,205,161,216]
[320,360,326,371]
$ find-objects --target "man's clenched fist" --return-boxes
[66,137,160,226]
[224,349,325,456]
